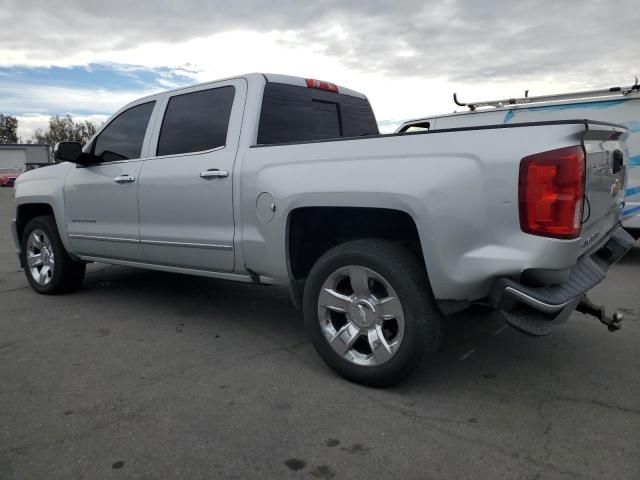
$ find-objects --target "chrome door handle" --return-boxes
[200,169,229,179]
[113,174,135,184]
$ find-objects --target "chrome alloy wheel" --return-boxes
[26,229,55,286]
[317,265,405,366]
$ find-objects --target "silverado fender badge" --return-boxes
[71,218,97,223]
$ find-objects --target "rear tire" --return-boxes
[303,239,442,387]
[21,215,86,294]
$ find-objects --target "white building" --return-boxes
[0,144,51,171]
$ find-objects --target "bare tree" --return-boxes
[0,114,19,143]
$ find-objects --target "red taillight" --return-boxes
[305,78,339,93]
[518,145,585,239]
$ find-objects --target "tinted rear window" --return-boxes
[257,83,378,145]
[157,86,235,156]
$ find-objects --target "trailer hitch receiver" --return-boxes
[576,295,623,332]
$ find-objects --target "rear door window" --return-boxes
[257,83,378,145]
[157,86,235,156]
[93,101,155,162]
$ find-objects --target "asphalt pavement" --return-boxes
[0,187,638,479]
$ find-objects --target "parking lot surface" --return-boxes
[0,187,639,479]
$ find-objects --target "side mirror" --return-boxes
[54,142,85,163]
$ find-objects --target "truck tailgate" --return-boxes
[579,122,627,255]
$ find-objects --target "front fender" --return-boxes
[13,163,73,253]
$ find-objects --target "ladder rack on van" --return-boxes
[453,79,640,111]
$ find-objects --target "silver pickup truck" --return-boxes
[10,73,634,386]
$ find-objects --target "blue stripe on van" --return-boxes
[623,205,640,218]
[625,186,640,197]
[528,99,627,113]
[625,121,640,133]
[502,98,628,124]
[504,110,515,123]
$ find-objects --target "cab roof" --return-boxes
[134,72,367,102]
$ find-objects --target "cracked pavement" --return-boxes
[0,188,639,479]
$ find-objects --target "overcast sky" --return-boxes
[1,0,638,139]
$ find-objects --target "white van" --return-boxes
[397,83,640,237]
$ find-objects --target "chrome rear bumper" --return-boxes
[489,225,634,334]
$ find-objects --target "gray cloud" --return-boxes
[3,0,639,84]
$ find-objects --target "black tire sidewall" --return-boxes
[303,240,440,386]
[21,216,82,294]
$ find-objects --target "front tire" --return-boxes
[303,239,442,387]
[21,215,86,294]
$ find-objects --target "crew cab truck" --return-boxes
[11,73,634,386]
